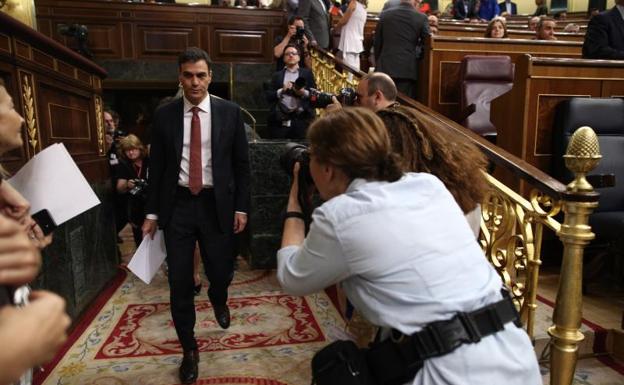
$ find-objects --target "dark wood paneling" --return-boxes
[32,49,55,70]
[0,33,10,54]
[0,11,107,182]
[38,81,95,156]
[214,29,266,60]
[136,26,197,58]
[35,0,285,64]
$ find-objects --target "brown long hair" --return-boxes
[485,17,508,38]
[377,106,489,213]
[307,107,403,183]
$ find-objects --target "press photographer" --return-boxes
[116,134,150,247]
[265,44,316,139]
[273,16,311,70]
[276,107,541,385]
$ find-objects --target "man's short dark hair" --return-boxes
[287,16,304,26]
[537,16,555,31]
[363,73,397,102]
[178,47,212,69]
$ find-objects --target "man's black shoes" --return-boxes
[213,304,230,329]
[179,349,199,384]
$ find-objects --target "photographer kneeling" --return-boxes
[277,108,540,385]
[266,44,316,139]
[116,134,150,247]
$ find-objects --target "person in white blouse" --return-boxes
[336,0,367,73]
[277,107,541,385]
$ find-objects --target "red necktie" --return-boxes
[188,106,203,195]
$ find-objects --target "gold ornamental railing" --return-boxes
[310,48,601,385]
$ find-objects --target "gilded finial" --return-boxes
[563,126,601,192]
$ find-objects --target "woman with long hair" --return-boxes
[484,16,508,38]
[377,105,488,236]
[277,107,540,385]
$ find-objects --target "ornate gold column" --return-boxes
[0,0,36,28]
[548,126,601,385]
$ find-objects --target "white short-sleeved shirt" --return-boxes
[277,173,541,385]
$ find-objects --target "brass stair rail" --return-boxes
[309,46,601,385]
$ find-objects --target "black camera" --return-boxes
[113,129,128,141]
[295,26,305,41]
[309,87,357,108]
[57,24,92,58]
[129,179,148,197]
[280,143,314,221]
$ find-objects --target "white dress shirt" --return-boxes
[617,4,624,20]
[180,95,213,188]
[277,173,541,385]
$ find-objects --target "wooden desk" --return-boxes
[491,55,624,190]
[417,36,583,120]
[0,11,107,180]
[438,25,585,41]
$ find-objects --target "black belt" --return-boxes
[366,291,521,385]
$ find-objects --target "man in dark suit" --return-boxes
[266,44,317,139]
[498,0,517,15]
[582,0,624,60]
[374,0,430,99]
[142,47,250,384]
[453,0,469,19]
[296,0,331,49]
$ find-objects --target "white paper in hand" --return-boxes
[7,143,100,225]
[127,230,167,284]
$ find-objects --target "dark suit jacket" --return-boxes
[146,96,250,232]
[373,2,430,81]
[297,0,330,49]
[583,6,624,60]
[498,1,517,14]
[453,0,468,19]
[265,67,317,124]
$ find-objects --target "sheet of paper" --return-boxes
[127,230,167,284]
[7,143,100,225]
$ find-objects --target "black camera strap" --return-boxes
[366,292,521,385]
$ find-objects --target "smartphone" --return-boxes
[31,209,57,236]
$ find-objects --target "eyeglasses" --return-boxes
[284,52,299,56]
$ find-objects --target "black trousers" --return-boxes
[394,78,418,100]
[164,187,235,352]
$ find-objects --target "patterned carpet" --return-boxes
[35,230,624,385]
[37,262,352,385]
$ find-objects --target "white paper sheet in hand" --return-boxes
[7,143,100,225]
[127,230,167,284]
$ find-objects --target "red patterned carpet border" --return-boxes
[33,268,128,385]
[169,377,289,385]
[96,294,325,359]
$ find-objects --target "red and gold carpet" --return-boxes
[36,262,353,385]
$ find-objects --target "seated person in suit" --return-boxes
[582,0,624,60]
[265,44,316,139]
[498,0,516,15]
[485,16,508,38]
[535,17,557,40]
